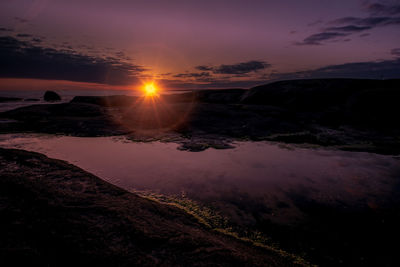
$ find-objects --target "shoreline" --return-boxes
[1,78,399,155]
[0,147,304,266]
[1,78,400,266]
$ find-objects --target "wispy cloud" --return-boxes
[0,27,12,32]
[296,32,350,45]
[270,58,400,80]
[16,33,32,38]
[158,55,400,89]
[364,2,400,15]
[14,17,28,23]
[173,72,211,78]
[324,25,372,32]
[391,48,400,57]
[195,60,271,75]
[297,2,400,45]
[195,65,213,71]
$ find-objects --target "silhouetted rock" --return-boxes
[71,90,246,106]
[0,97,22,102]
[196,89,246,103]
[163,89,246,103]
[71,95,137,107]
[43,90,61,101]
[241,78,400,110]
[241,78,400,129]
[346,87,400,126]
[1,78,400,154]
[0,103,124,136]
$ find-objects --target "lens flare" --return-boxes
[142,82,158,97]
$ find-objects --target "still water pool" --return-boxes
[1,134,398,225]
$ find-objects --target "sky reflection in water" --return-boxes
[0,134,399,224]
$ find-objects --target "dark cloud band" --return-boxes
[0,36,144,85]
[195,60,270,75]
[298,2,400,46]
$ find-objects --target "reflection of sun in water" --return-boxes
[142,82,158,97]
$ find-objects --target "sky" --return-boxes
[0,0,399,90]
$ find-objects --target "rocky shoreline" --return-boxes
[1,78,399,154]
[1,78,400,266]
[0,147,303,266]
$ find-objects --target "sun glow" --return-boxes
[142,82,159,97]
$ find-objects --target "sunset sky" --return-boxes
[1,0,399,90]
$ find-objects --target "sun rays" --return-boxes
[142,82,159,97]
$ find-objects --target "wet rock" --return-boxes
[0,147,297,267]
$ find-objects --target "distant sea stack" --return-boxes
[44,91,61,102]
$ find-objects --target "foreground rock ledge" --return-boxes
[0,148,300,267]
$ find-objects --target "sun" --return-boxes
[142,82,158,97]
